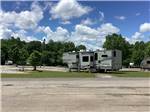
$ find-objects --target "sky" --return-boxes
[0,0,150,50]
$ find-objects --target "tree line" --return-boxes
[1,37,86,70]
[1,33,150,70]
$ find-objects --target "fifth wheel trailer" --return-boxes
[63,50,122,72]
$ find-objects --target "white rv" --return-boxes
[63,52,79,70]
[63,51,94,71]
[63,50,122,72]
[94,50,122,71]
[141,57,150,70]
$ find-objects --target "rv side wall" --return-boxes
[95,51,112,70]
[63,53,78,69]
[112,50,122,70]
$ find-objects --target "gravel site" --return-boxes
[1,78,150,112]
[1,65,150,112]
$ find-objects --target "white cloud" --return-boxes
[11,30,38,42]
[0,25,12,39]
[71,23,120,50]
[126,23,150,44]
[43,1,53,11]
[114,16,126,20]
[31,22,119,49]
[135,13,141,16]
[140,23,150,32]
[0,2,43,30]
[60,20,71,25]
[53,27,70,41]
[74,24,99,39]
[50,0,92,20]
[99,11,104,22]
[128,32,144,44]
[0,2,44,41]
[132,32,143,40]
[37,26,70,42]
[81,18,95,25]
[97,23,120,35]
[37,26,53,35]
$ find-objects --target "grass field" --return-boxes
[108,71,150,77]
[1,71,150,78]
[1,71,95,78]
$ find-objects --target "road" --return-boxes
[2,78,150,112]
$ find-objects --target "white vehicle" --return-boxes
[63,49,122,72]
[141,57,150,70]
[5,60,13,65]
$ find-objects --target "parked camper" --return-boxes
[63,52,79,71]
[141,57,150,70]
[63,49,122,72]
[94,50,122,71]
[79,51,94,70]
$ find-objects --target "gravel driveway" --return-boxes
[2,78,150,112]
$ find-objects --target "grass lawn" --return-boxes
[1,71,150,78]
[108,71,150,77]
[1,71,95,78]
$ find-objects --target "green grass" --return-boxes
[1,71,95,78]
[108,71,150,77]
[1,71,150,78]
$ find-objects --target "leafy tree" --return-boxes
[131,50,145,66]
[8,45,20,65]
[55,51,63,65]
[76,45,86,51]
[145,42,150,57]
[47,40,55,51]
[41,51,55,66]
[63,42,76,52]
[1,43,9,65]
[18,49,29,65]
[28,51,41,70]
[27,41,42,54]
[131,41,146,66]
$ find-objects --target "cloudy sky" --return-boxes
[0,0,150,49]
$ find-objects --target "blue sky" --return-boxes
[0,0,150,49]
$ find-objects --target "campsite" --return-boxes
[1,0,150,112]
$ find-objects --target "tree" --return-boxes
[63,42,76,52]
[27,41,42,54]
[145,42,150,57]
[41,51,55,66]
[103,33,131,67]
[1,37,26,65]
[28,51,41,70]
[131,50,145,66]
[131,41,146,66]
[17,48,29,70]
[1,42,9,65]
[8,45,20,65]
[76,45,86,51]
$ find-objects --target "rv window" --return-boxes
[102,55,108,57]
[95,53,98,60]
[113,51,116,57]
[82,56,89,62]
[147,61,150,64]
[90,56,93,62]
[76,55,79,59]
